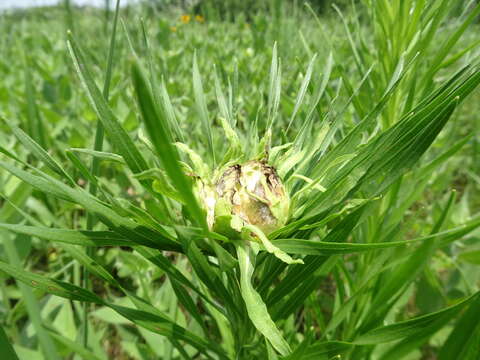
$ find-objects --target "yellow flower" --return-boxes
[195,15,205,23]
[180,14,191,24]
[170,26,177,32]
[48,250,58,262]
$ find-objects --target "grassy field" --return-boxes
[0,1,480,359]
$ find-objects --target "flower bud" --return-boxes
[212,160,289,236]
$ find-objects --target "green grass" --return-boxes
[0,0,480,359]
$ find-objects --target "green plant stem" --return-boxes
[64,0,74,33]
[81,0,121,348]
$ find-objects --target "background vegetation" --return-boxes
[0,0,479,359]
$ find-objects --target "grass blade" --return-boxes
[6,122,74,185]
[354,292,480,345]
[131,62,207,229]
[0,324,19,360]
[67,32,149,175]
[193,52,215,165]
[0,184,62,360]
[0,160,181,251]
[0,223,130,247]
[438,293,480,360]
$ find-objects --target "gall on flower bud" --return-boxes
[211,160,289,237]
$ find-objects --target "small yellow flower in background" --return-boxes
[180,14,191,24]
[170,26,177,32]
[195,15,205,23]
[48,250,58,262]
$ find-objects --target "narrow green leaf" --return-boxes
[0,260,226,358]
[109,304,225,357]
[354,292,480,345]
[60,244,121,288]
[0,160,181,251]
[135,246,219,312]
[214,68,232,125]
[193,52,215,165]
[68,148,125,164]
[23,55,45,147]
[160,79,184,142]
[65,150,99,186]
[0,185,62,360]
[0,325,19,360]
[267,206,364,306]
[267,43,281,129]
[366,191,457,326]
[67,32,149,174]
[286,53,317,133]
[236,242,291,356]
[7,122,74,185]
[0,260,105,304]
[131,62,207,229]
[428,3,480,77]
[439,293,480,360]
[177,228,239,316]
[286,341,353,360]
[48,331,103,360]
[0,223,130,247]
[272,214,480,255]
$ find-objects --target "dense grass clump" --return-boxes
[0,1,479,359]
